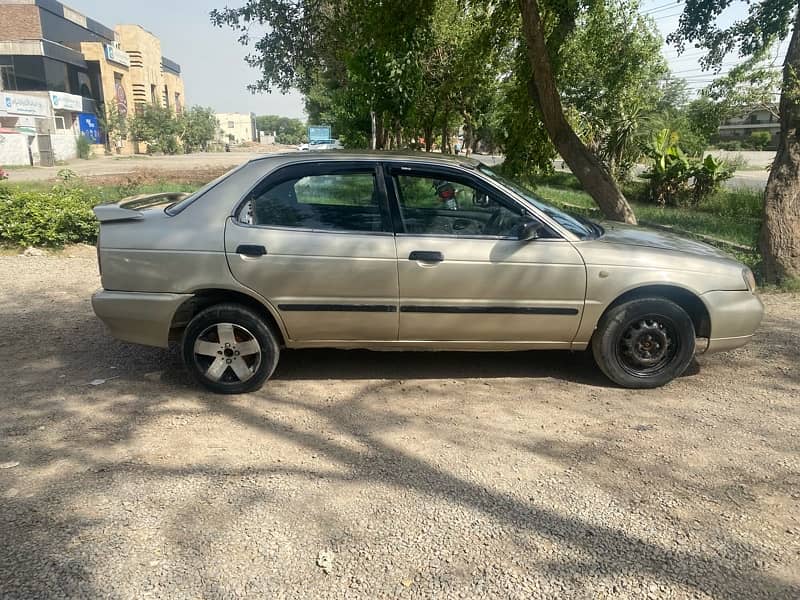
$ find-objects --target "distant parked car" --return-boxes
[297,143,309,152]
[309,139,343,150]
[92,152,763,394]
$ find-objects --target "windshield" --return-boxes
[478,165,597,239]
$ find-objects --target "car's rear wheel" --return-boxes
[182,303,280,394]
[592,297,695,389]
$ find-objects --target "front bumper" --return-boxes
[702,290,764,354]
[92,290,193,348]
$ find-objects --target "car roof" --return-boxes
[248,150,482,170]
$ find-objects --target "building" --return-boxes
[717,107,780,149]
[0,0,185,163]
[216,112,258,145]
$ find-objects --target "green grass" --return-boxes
[531,179,762,249]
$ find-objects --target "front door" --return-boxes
[388,167,586,344]
[225,162,399,342]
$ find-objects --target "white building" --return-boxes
[216,112,258,145]
[0,90,83,166]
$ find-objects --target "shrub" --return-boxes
[717,140,742,151]
[0,184,99,247]
[642,129,736,206]
[76,135,92,159]
[749,131,772,150]
[689,155,734,205]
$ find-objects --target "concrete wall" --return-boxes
[50,132,77,161]
[0,132,32,166]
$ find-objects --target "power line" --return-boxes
[641,0,684,15]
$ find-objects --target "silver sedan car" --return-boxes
[92,152,763,394]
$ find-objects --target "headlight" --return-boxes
[742,268,757,293]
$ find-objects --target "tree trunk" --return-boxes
[759,8,800,284]
[519,0,637,224]
[424,126,434,152]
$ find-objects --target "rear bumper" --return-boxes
[92,290,193,348]
[702,290,764,355]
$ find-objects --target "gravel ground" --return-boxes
[0,249,798,599]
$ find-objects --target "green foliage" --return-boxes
[128,104,181,155]
[76,135,92,160]
[690,154,734,204]
[717,140,743,151]
[749,131,772,150]
[642,129,734,206]
[255,115,307,144]
[559,0,668,180]
[179,106,218,153]
[0,181,100,247]
[98,103,128,153]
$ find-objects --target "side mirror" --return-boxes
[517,221,541,241]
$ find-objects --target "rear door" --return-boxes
[387,165,587,344]
[225,161,399,342]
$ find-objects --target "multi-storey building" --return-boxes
[0,0,185,164]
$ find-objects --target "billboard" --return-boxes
[308,125,332,142]
[78,113,101,144]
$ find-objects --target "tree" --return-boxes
[256,115,307,144]
[97,103,128,155]
[518,0,637,223]
[559,0,668,180]
[670,2,800,284]
[179,106,218,153]
[128,104,181,155]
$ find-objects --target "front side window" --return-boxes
[393,172,534,238]
[241,171,386,233]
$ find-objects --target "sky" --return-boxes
[640,0,790,95]
[64,1,790,119]
[65,0,307,119]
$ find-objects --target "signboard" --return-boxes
[50,91,84,112]
[1,92,50,117]
[104,44,131,68]
[78,113,101,144]
[115,81,128,115]
[308,125,332,142]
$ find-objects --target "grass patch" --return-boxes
[531,177,762,249]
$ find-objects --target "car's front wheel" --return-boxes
[592,297,696,389]
[182,303,280,394]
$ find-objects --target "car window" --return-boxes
[240,172,387,233]
[477,165,596,239]
[393,173,534,238]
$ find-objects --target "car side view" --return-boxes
[92,152,764,394]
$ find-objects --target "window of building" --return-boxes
[241,172,387,233]
[0,65,17,91]
[174,92,181,113]
[228,121,235,129]
[53,116,67,130]
[150,84,157,104]
[163,85,169,108]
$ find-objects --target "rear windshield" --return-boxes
[165,165,244,215]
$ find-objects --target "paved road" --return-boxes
[0,250,798,599]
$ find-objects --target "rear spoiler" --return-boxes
[93,192,191,223]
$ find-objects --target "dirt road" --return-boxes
[0,250,798,599]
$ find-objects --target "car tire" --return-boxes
[182,303,280,394]
[592,297,695,389]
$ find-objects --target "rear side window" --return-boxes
[240,171,388,233]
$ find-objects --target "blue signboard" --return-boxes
[78,113,101,144]
[308,125,332,142]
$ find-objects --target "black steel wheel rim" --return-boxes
[615,314,680,378]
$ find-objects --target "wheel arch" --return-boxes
[169,288,288,345]
[601,284,711,338]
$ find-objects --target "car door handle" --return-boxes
[409,251,444,263]
[236,244,267,257]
